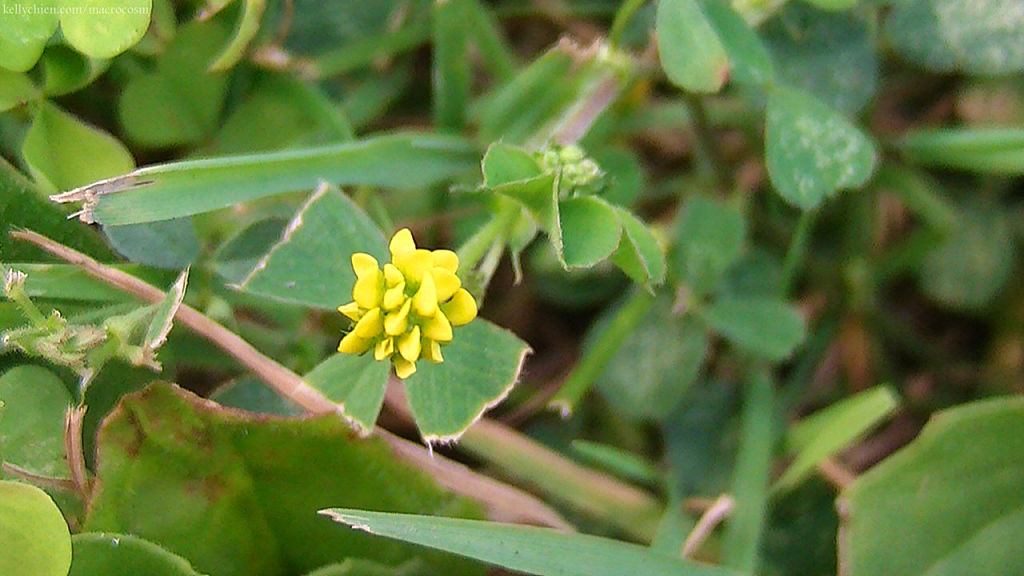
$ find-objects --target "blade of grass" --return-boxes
[571,439,662,486]
[433,0,471,132]
[463,0,515,81]
[51,132,479,226]
[314,21,431,78]
[721,369,775,572]
[320,509,742,576]
[775,386,899,493]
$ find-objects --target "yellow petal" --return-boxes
[383,263,404,287]
[353,307,384,338]
[421,337,443,363]
[384,299,411,336]
[422,310,453,342]
[351,253,379,278]
[337,301,361,321]
[338,331,372,354]
[383,281,406,311]
[441,288,477,326]
[432,249,459,272]
[394,356,417,379]
[398,326,421,362]
[374,337,394,360]
[352,271,383,308]
[413,271,438,317]
[389,228,416,257]
[431,268,461,302]
[395,249,433,283]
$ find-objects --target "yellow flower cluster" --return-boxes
[338,229,478,378]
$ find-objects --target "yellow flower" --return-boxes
[338,228,478,378]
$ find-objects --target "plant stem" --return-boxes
[683,93,731,191]
[548,289,654,415]
[782,208,818,295]
[609,0,649,47]
[457,416,663,541]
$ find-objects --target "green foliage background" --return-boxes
[1,0,1022,575]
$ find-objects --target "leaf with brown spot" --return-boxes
[85,383,485,576]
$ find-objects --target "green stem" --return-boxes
[609,0,649,47]
[721,369,775,573]
[6,279,48,328]
[458,418,663,541]
[682,93,730,190]
[455,203,519,273]
[874,165,957,233]
[548,290,654,415]
[782,209,818,295]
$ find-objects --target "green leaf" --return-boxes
[0,6,58,72]
[673,195,747,296]
[58,0,152,59]
[22,100,135,192]
[54,133,479,225]
[403,319,530,443]
[69,533,202,576]
[209,73,354,154]
[763,3,877,113]
[841,396,1024,576]
[559,196,621,268]
[920,202,1014,310]
[304,353,389,435]
[0,156,114,262]
[212,217,289,284]
[208,0,266,71]
[103,218,200,270]
[0,480,72,576]
[209,376,303,417]
[900,128,1024,174]
[776,386,900,492]
[481,142,541,186]
[321,509,740,576]
[765,86,877,210]
[657,0,729,93]
[0,365,73,477]
[887,0,1024,75]
[85,382,485,576]
[611,205,666,288]
[719,249,784,299]
[39,44,107,97]
[596,296,707,421]
[143,268,188,355]
[119,19,231,148]
[721,370,775,573]
[701,297,806,361]
[491,173,561,255]
[236,185,387,309]
[589,146,643,206]
[0,69,39,112]
[699,0,774,86]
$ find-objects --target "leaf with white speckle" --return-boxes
[765,86,877,210]
[887,0,1024,75]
